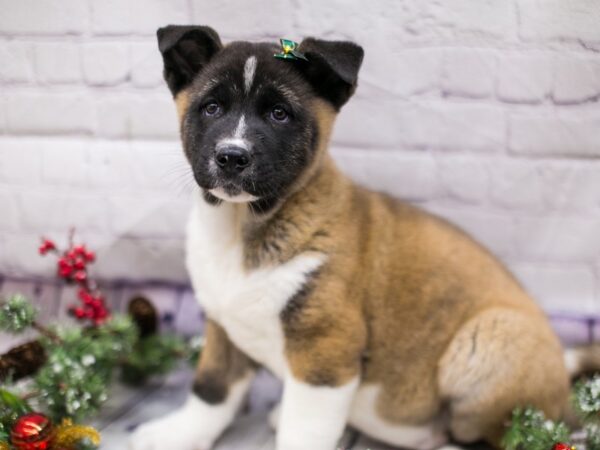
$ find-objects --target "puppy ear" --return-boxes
[156,25,222,96]
[297,38,364,110]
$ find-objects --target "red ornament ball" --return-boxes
[10,412,53,450]
[553,444,575,450]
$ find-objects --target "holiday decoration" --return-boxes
[128,296,158,338]
[0,341,46,382]
[10,412,53,450]
[553,444,575,450]
[0,232,203,449]
[274,38,308,61]
[0,295,37,333]
[38,233,108,326]
[51,418,100,450]
[503,375,600,450]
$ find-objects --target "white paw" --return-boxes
[129,415,213,450]
[129,398,217,450]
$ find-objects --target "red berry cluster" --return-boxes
[39,235,110,326]
[73,288,108,324]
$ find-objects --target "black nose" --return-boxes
[215,146,251,173]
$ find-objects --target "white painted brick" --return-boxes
[0,189,19,230]
[512,263,597,313]
[108,195,188,237]
[509,111,600,157]
[294,0,372,40]
[0,233,57,277]
[130,42,164,88]
[192,0,293,38]
[437,156,489,203]
[91,0,189,35]
[129,94,179,139]
[87,140,136,189]
[442,49,497,98]
[94,237,186,282]
[87,140,189,194]
[425,205,515,258]
[518,0,600,43]
[0,138,43,184]
[427,0,516,39]
[0,0,88,35]
[5,92,94,135]
[332,97,409,149]
[332,149,439,201]
[1,0,600,310]
[397,102,506,152]
[41,139,88,186]
[82,43,129,86]
[360,48,442,97]
[95,95,132,138]
[334,99,506,152]
[19,191,109,233]
[496,53,553,103]
[130,140,191,193]
[553,55,600,104]
[0,41,34,83]
[538,162,600,212]
[489,160,544,210]
[0,97,6,133]
[515,216,600,262]
[34,42,81,84]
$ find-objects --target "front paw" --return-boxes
[129,415,214,450]
[129,400,216,450]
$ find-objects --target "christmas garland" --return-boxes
[503,376,600,450]
[0,233,202,450]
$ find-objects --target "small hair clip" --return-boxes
[274,38,308,61]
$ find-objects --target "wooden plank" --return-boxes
[214,413,275,450]
[352,434,398,450]
[98,369,194,449]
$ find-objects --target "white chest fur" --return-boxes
[185,191,325,377]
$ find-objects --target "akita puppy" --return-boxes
[131,25,577,450]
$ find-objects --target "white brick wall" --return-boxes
[1,0,600,314]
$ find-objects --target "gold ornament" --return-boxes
[51,419,100,449]
[0,441,11,450]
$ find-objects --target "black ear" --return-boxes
[297,38,364,110]
[157,25,222,96]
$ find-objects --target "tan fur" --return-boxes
[193,320,256,403]
[180,92,569,448]
[174,90,190,122]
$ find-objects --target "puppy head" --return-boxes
[157,25,363,212]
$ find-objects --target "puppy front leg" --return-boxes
[130,320,256,450]
[276,371,359,450]
[276,308,365,450]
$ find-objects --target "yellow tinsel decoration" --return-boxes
[0,441,10,450]
[51,418,101,449]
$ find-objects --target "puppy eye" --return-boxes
[204,101,220,116]
[271,106,289,122]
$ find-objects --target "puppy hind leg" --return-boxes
[437,308,569,447]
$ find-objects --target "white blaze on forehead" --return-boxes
[243,56,257,94]
[234,115,246,139]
